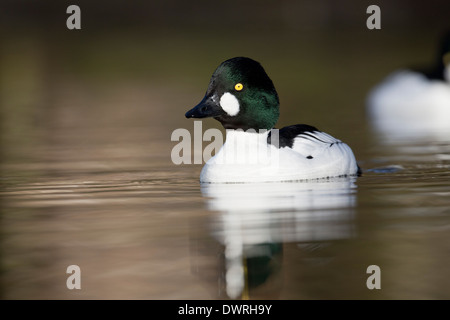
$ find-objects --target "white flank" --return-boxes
[200,130,358,183]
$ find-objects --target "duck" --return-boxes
[185,57,360,183]
[367,32,450,142]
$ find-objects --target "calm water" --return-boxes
[1,31,450,299]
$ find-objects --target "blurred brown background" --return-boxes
[1,0,449,167]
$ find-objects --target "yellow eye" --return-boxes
[234,83,243,91]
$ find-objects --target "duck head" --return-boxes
[186,57,280,130]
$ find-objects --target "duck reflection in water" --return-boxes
[195,177,357,299]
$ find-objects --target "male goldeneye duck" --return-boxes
[185,57,360,183]
[367,32,450,142]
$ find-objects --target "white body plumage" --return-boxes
[200,129,359,183]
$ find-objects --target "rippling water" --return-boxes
[3,127,449,299]
[1,31,450,299]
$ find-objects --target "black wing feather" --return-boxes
[267,124,319,148]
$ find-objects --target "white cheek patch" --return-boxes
[220,92,240,116]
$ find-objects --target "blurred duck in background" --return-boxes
[367,31,450,143]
